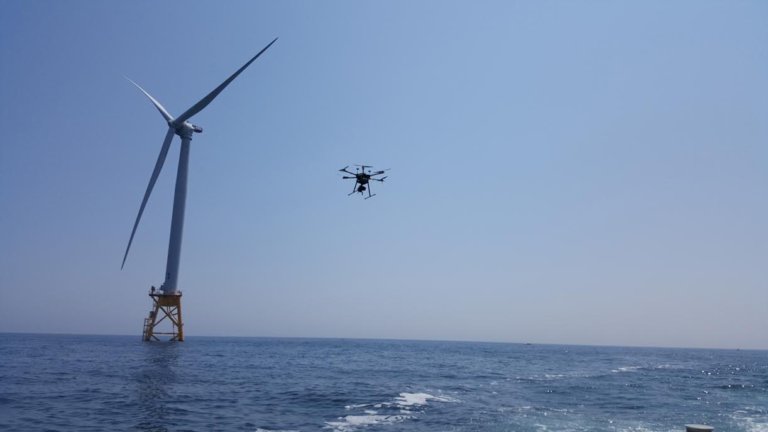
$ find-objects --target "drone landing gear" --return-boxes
[349,184,369,196]
[364,194,376,200]
[349,183,363,195]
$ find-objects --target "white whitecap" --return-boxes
[612,366,641,373]
[325,414,410,431]
[394,392,458,407]
[731,410,768,432]
[329,390,458,431]
[255,429,299,432]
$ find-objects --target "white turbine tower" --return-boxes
[123,38,277,341]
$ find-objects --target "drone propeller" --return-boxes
[339,166,358,176]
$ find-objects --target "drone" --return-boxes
[339,165,389,199]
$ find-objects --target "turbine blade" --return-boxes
[174,37,278,125]
[125,77,175,123]
[122,127,175,269]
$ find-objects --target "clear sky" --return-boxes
[1,1,766,349]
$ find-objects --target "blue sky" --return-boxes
[1,1,766,349]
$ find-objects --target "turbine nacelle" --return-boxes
[171,121,203,139]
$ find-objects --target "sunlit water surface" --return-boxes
[1,334,766,431]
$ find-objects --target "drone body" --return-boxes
[339,165,388,199]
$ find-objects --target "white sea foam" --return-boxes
[328,391,458,431]
[394,392,433,406]
[613,423,678,432]
[732,410,768,432]
[743,420,768,432]
[654,363,678,369]
[394,392,458,406]
[325,414,410,431]
[255,429,299,432]
[611,366,641,373]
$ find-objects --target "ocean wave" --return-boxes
[327,391,458,431]
[613,427,671,432]
[394,392,459,406]
[732,409,768,432]
[255,428,299,432]
[654,363,681,370]
[325,414,411,431]
[611,366,642,373]
[517,373,573,381]
[740,419,768,432]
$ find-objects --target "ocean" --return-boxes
[0,334,765,432]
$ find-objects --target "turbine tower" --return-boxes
[123,38,277,341]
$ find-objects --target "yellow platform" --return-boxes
[142,292,184,342]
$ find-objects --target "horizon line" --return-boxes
[1,331,765,352]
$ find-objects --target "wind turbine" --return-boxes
[123,37,277,341]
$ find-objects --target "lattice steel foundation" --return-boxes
[142,291,184,341]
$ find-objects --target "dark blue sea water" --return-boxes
[0,334,766,432]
